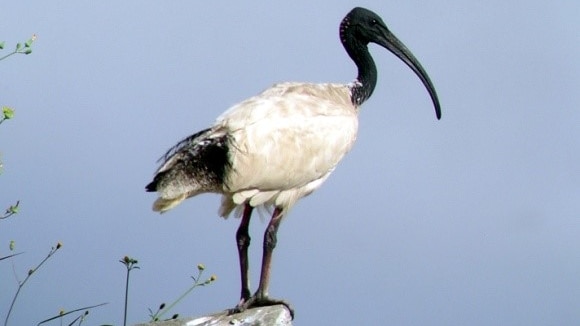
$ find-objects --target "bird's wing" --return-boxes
[153,128,214,174]
[217,82,359,193]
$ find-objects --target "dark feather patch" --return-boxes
[146,128,231,194]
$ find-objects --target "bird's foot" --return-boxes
[228,294,294,319]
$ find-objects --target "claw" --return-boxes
[229,295,294,320]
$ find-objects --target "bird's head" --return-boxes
[341,7,441,119]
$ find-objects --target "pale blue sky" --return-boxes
[1,1,579,325]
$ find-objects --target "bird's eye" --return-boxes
[371,19,378,25]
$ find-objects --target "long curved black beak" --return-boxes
[376,27,441,120]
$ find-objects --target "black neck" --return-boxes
[349,45,377,106]
[341,23,378,106]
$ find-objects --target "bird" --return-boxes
[146,7,441,318]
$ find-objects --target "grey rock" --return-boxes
[135,305,292,326]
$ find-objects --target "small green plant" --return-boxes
[120,256,140,326]
[1,35,111,325]
[0,35,36,62]
[148,264,217,322]
[1,200,19,220]
[1,107,20,212]
[4,242,62,326]
[1,38,215,323]
[0,107,15,126]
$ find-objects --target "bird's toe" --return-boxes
[228,295,294,320]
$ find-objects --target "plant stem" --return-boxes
[0,51,18,61]
[4,244,61,326]
[123,267,130,326]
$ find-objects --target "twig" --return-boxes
[0,252,23,261]
[36,303,107,325]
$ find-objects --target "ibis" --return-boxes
[146,7,441,318]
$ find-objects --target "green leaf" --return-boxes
[25,39,33,48]
[24,48,32,55]
[15,43,21,51]
[8,204,19,214]
[0,41,4,49]
[2,107,14,119]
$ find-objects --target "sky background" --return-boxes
[1,1,579,325]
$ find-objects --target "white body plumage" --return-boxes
[217,82,359,217]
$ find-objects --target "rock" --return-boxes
[135,304,292,326]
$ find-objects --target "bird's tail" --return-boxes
[151,194,188,213]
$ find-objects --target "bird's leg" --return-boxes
[230,207,294,319]
[256,206,284,298]
[236,204,253,304]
